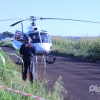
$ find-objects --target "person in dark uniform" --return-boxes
[19,36,35,83]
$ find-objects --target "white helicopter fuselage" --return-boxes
[12,28,52,55]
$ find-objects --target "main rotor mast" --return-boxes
[30,16,36,26]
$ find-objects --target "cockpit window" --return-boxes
[29,32,40,43]
[28,32,51,43]
[40,33,51,43]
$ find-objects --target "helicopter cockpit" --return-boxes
[29,32,40,43]
[28,32,51,43]
[8,15,99,64]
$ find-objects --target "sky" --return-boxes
[0,0,100,37]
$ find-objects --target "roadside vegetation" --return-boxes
[1,35,99,100]
[51,36,100,61]
[0,40,67,100]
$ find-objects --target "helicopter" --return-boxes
[10,16,56,64]
[9,16,100,64]
[2,16,100,64]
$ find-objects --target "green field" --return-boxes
[51,36,100,61]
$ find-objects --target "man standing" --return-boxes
[19,36,35,83]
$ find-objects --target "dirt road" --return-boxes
[1,46,100,100]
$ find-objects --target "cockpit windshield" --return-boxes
[40,32,51,43]
[29,32,40,43]
[28,32,51,43]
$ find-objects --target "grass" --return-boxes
[1,36,100,99]
[51,36,100,61]
[1,36,100,100]
[0,40,66,100]
[0,40,13,47]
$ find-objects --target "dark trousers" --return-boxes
[22,60,35,83]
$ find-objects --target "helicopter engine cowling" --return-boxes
[27,26,39,32]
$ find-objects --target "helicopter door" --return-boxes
[15,32,21,40]
[14,31,24,43]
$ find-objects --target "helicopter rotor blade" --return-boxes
[40,17,100,24]
[1,16,100,24]
[10,20,24,26]
[10,18,29,27]
[1,16,99,27]
[0,18,23,22]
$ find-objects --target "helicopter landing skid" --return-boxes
[46,55,56,64]
[16,54,56,65]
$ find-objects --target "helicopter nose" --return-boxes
[33,43,52,54]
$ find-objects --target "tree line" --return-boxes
[0,31,14,38]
